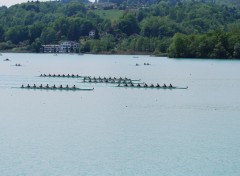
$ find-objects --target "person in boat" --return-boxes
[40,84,43,88]
[89,79,92,82]
[72,74,75,77]
[105,80,109,83]
[118,83,121,87]
[27,84,30,88]
[66,85,69,89]
[156,83,160,87]
[130,83,134,87]
[144,83,148,87]
[76,74,79,77]
[48,74,51,77]
[150,84,154,87]
[169,84,173,87]
[40,74,43,77]
[46,84,49,88]
[67,74,70,77]
[58,74,60,77]
[33,84,36,88]
[124,83,128,87]
[53,85,56,88]
[163,84,167,87]
[44,74,46,77]
[53,74,56,77]
[60,85,63,89]
[72,85,76,89]
[21,84,24,88]
[137,83,141,87]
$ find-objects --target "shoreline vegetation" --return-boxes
[1,0,240,59]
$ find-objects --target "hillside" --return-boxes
[0,0,240,58]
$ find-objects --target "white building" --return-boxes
[42,41,80,53]
[89,30,96,38]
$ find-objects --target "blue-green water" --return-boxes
[1,53,240,176]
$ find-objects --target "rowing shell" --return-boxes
[115,85,188,89]
[13,87,94,91]
[79,81,142,84]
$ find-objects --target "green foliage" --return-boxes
[0,0,240,57]
[168,30,240,58]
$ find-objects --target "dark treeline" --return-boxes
[0,0,240,58]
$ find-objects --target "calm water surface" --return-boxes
[0,53,240,176]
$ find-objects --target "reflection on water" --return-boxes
[0,53,240,176]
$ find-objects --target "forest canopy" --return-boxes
[0,0,240,58]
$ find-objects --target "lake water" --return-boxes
[0,53,240,176]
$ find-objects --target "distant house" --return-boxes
[42,41,80,53]
[89,30,96,38]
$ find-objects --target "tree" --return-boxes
[117,13,140,36]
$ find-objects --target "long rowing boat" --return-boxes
[115,85,188,89]
[14,86,94,91]
[39,74,83,78]
[38,74,140,82]
[79,80,142,84]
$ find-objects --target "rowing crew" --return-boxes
[118,83,173,88]
[21,84,77,89]
[83,76,131,81]
[83,78,132,83]
[40,74,80,77]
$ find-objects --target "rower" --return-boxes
[40,74,42,77]
[73,85,76,89]
[44,74,46,77]
[124,83,128,87]
[33,84,36,88]
[67,74,70,77]
[53,85,56,88]
[62,74,65,77]
[58,74,61,77]
[72,74,75,77]
[118,83,121,87]
[27,84,30,88]
[76,74,79,77]
[163,84,167,87]
[66,85,69,89]
[130,83,134,87]
[40,84,43,88]
[169,84,173,87]
[137,83,141,87]
[150,84,154,87]
[48,74,51,77]
[53,74,56,77]
[21,84,24,88]
[46,84,49,88]
[144,83,148,87]
[156,83,160,87]
[60,85,63,89]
